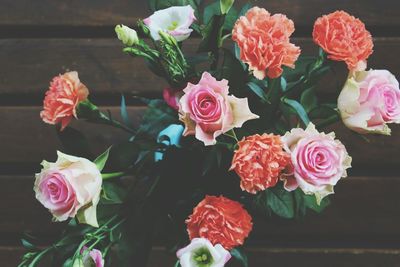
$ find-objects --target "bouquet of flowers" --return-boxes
[19,1,400,266]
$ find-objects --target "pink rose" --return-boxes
[338,69,400,135]
[81,246,104,267]
[281,123,352,204]
[40,71,89,130]
[34,151,102,227]
[179,72,259,146]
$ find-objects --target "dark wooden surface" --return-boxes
[1,0,400,266]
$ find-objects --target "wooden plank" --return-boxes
[0,0,399,30]
[2,175,400,245]
[3,246,400,267]
[0,106,400,170]
[0,38,399,100]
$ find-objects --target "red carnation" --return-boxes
[186,195,253,250]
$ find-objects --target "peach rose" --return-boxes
[186,195,253,250]
[338,69,400,135]
[34,151,102,227]
[230,134,291,194]
[40,71,89,130]
[282,123,352,204]
[179,72,258,146]
[313,11,373,71]
[232,7,301,80]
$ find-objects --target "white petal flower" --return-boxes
[144,5,196,42]
[177,238,231,267]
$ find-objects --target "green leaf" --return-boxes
[303,193,330,213]
[238,2,251,16]
[280,77,287,92]
[266,186,295,219]
[282,98,311,127]
[120,94,132,128]
[62,258,75,267]
[253,185,295,219]
[137,99,179,138]
[21,239,36,250]
[309,104,338,120]
[174,260,182,267]
[247,82,269,103]
[203,2,221,24]
[220,0,234,14]
[294,189,330,216]
[300,87,318,113]
[230,247,248,267]
[94,147,111,172]
[198,14,225,53]
[101,181,128,204]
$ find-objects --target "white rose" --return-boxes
[34,151,102,227]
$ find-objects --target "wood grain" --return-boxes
[2,175,400,245]
[1,106,400,171]
[0,0,399,31]
[1,38,399,101]
[4,246,400,267]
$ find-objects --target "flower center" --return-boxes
[192,247,214,267]
[167,21,179,31]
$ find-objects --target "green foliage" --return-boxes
[253,183,330,219]
[94,147,111,172]
[220,0,234,14]
[247,82,269,104]
[282,98,311,127]
[137,99,179,138]
[230,247,248,267]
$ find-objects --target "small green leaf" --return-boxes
[120,94,132,128]
[101,181,128,204]
[280,77,287,92]
[247,82,269,103]
[282,98,311,127]
[304,193,330,213]
[174,260,182,267]
[21,239,36,250]
[94,147,111,172]
[220,0,234,14]
[230,247,248,267]
[238,2,251,16]
[300,87,318,113]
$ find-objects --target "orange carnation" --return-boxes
[230,134,291,194]
[40,71,89,130]
[186,195,253,250]
[313,11,373,71]
[232,7,301,80]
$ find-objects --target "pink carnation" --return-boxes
[40,71,89,130]
[232,7,301,79]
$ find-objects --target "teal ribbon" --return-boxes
[154,124,184,161]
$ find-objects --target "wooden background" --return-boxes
[1,0,400,266]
